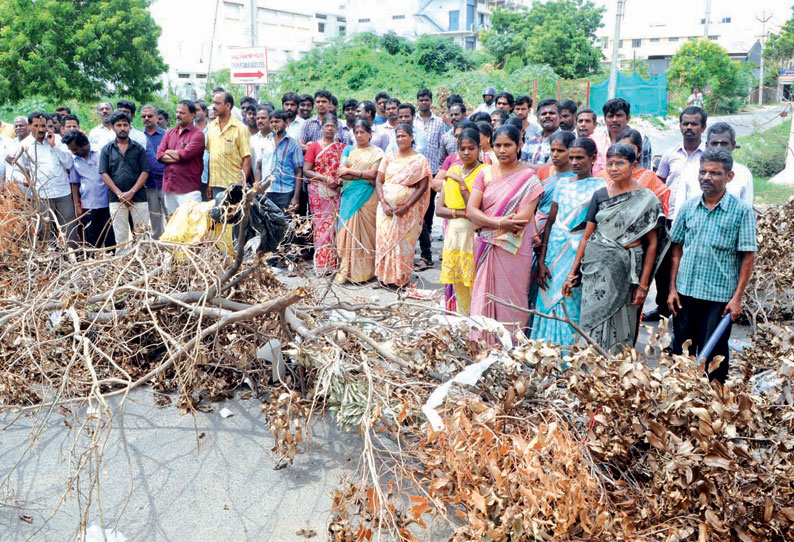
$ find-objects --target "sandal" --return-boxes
[413,258,432,271]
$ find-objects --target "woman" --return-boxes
[476,121,497,164]
[467,125,543,342]
[304,114,346,275]
[531,131,577,240]
[609,128,670,216]
[374,123,432,288]
[562,143,665,353]
[531,137,606,348]
[436,128,490,314]
[335,120,384,283]
[431,121,488,192]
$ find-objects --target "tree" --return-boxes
[764,6,794,85]
[0,0,167,102]
[414,36,472,74]
[481,0,604,78]
[668,39,740,112]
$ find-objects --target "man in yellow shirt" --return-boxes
[206,91,251,199]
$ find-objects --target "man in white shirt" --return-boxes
[4,116,31,195]
[705,122,753,206]
[18,112,78,247]
[88,102,116,152]
[250,105,275,183]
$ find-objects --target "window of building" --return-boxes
[223,1,243,20]
[601,37,608,48]
[449,10,459,31]
[478,13,485,25]
[669,36,679,42]
[465,36,475,50]
[709,35,718,40]
[619,39,625,48]
[393,14,405,19]
[700,18,706,24]
[721,17,731,23]
[358,18,370,23]
[316,13,327,19]
[650,38,660,43]
[318,22,325,32]
[177,73,190,79]
[338,16,346,22]
[339,25,346,34]
[466,0,475,29]
[196,73,207,79]
[632,39,641,48]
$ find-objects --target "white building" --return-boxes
[594,0,791,76]
[150,0,347,95]
[346,0,532,50]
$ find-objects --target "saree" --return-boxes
[440,163,490,314]
[580,188,666,353]
[375,152,432,287]
[337,144,384,282]
[532,165,575,242]
[470,168,543,343]
[306,140,346,274]
[531,176,606,347]
[599,168,671,217]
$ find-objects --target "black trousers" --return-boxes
[418,191,436,262]
[672,294,731,383]
[82,207,116,249]
[652,219,673,316]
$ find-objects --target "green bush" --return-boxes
[735,119,790,178]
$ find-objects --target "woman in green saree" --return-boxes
[562,143,666,353]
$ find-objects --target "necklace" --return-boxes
[460,162,479,178]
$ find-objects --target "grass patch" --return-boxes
[735,118,790,179]
[754,176,793,206]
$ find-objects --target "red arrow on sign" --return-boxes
[233,70,264,78]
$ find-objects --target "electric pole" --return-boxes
[703,0,711,38]
[250,0,260,101]
[608,0,626,100]
[757,11,772,106]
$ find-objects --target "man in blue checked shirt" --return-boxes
[62,130,116,249]
[668,148,756,384]
[260,109,303,212]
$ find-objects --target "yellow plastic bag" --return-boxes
[160,200,234,256]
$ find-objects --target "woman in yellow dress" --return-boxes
[436,127,490,314]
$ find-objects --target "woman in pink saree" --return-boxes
[304,114,346,275]
[374,123,432,288]
[466,125,543,343]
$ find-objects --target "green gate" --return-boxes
[590,72,668,116]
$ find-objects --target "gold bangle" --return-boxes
[566,274,578,280]
[638,284,649,292]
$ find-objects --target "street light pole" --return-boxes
[757,11,772,106]
[250,0,260,101]
[607,0,626,100]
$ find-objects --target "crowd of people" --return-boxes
[0,85,758,382]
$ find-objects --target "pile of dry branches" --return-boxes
[2,187,794,541]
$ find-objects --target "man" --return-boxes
[115,100,148,148]
[4,116,31,195]
[495,92,515,115]
[300,89,341,149]
[522,99,560,167]
[51,113,63,136]
[472,87,497,115]
[206,91,251,200]
[298,94,314,121]
[558,100,577,132]
[194,101,210,201]
[282,92,304,141]
[413,89,447,269]
[249,105,274,181]
[513,96,540,141]
[89,102,115,152]
[55,106,72,117]
[212,87,243,121]
[576,108,609,174]
[257,109,303,212]
[329,94,339,116]
[157,109,170,130]
[62,114,81,133]
[668,148,756,383]
[438,102,467,169]
[156,99,205,216]
[602,98,652,169]
[355,101,390,150]
[240,96,257,111]
[99,112,149,246]
[19,112,78,247]
[140,104,167,238]
[376,98,402,150]
[644,105,707,323]
[704,123,753,206]
[491,109,509,128]
[373,92,390,126]
[687,86,704,108]
[243,104,258,137]
[62,130,115,249]
[338,98,359,146]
